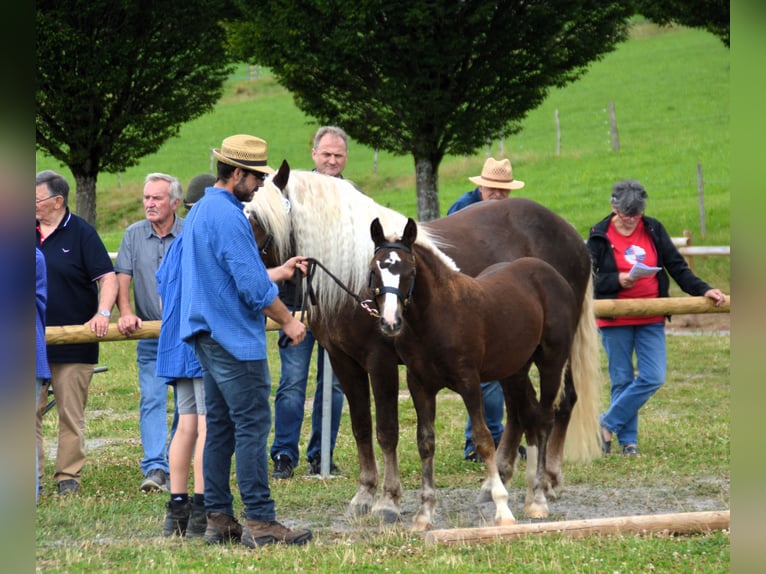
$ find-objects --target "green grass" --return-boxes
[36,22,730,572]
[37,332,730,572]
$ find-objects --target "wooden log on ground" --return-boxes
[423,510,730,546]
[593,296,729,318]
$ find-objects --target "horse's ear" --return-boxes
[370,217,385,245]
[272,160,290,192]
[402,217,417,246]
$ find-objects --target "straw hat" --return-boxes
[468,158,525,190]
[184,173,216,207]
[212,134,275,174]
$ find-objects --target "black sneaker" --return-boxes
[271,455,294,479]
[186,503,207,538]
[140,469,169,492]
[57,479,80,495]
[464,440,483,462]
[162,500,190,537]
[307,456,343,476]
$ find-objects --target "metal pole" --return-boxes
[321,348,333,477]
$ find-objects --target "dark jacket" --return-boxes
[586,214,712,304]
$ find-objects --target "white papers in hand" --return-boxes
[628,261,662,280]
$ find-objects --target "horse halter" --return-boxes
[368,241,416,309]
[257,233,273,257]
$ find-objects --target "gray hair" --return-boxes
[610,179,648,216]
[313,126,348,151]
[35,170,70,206]
[145,172,183,203]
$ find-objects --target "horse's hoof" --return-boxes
[495,517,516,527]
[525,505,549,520]
[374,508,401,524]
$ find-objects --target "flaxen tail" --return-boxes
[563,275,603,462]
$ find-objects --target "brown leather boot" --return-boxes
[242,519,312,547]
[204,512,243,545]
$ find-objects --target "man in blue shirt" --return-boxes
[180,134,312,548]
[447,157,525,462]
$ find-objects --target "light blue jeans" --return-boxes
[137,339,173,476]
[270,327,343,467]
[599,322,666,447]
[464,380,505,456]
[194,333,275,521]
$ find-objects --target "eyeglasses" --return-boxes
[244,170,267,182]
[36,194,60,204]
[616,211,641,220]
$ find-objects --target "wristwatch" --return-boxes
[98,310,111,317]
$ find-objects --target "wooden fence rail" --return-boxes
[45,296,730,345]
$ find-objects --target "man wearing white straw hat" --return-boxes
[179,134,312,547]
[447,157,525,463]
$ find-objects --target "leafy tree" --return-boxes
[633,0,729,47]
[235,0,632,220]
[36,0,233,226]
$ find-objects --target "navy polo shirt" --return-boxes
[37,209,114,364]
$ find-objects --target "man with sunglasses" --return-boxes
[179,134,312,547]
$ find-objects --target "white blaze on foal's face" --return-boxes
[377,250,403,326]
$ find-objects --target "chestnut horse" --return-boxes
[245,162,601,526]
[368,217,580,528]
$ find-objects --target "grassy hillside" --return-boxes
[35,23,729,287]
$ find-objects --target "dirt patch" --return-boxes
[292,475,730,536]
[665,312,730,334]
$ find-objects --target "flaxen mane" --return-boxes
[243,170,456,318]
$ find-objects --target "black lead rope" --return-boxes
[277,257,379,349]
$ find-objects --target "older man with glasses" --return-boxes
[35,170,118,495]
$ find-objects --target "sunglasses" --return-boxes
[244,170,267,182]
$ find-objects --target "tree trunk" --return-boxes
[414,156,440,221]
[72,173,98,228]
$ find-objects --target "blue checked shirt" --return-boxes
[155,235,202,380]
[179,187,278,361]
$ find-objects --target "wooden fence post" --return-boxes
[697,162,706,239]
[608,102,620,151]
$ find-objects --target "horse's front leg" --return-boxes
[462,382,515,526]
[368,358,404,523]
[407,377,438,531]
[329,353,379,517]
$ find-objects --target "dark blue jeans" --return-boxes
[464,380,505,456]
[194,333,275,522]
[270,327,343,467]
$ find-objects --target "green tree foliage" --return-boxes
[36,0,233,226]
[633,0,730,47]
[234,0,631,220]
